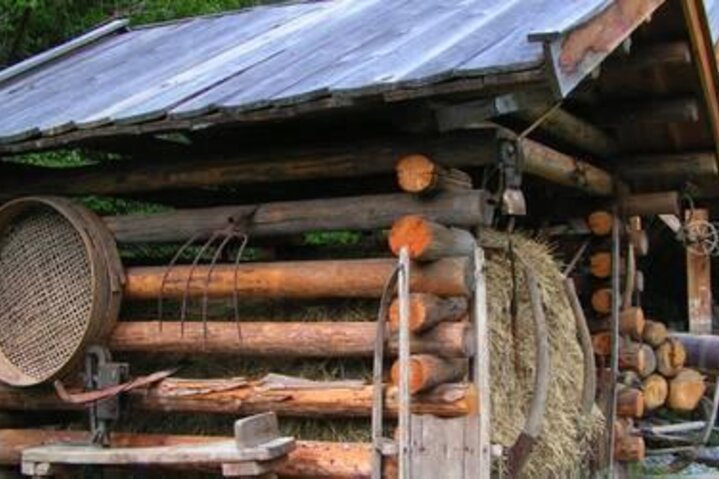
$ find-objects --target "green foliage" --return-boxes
[304,231,362,246]
[8,149,93,167]
[0,0,266,65]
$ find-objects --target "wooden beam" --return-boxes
[0,132,497,200]
[109,321,470,358]
[516,136,617,195]
[124,257,472,300]
[674,332,719,370]
[517,107,619,158]
[0,378,472,418]
[593,97,701,127]
[686,208,713,334]
[615,41,693,70]
[104,190,489,243]
[623,191,680,216]
[618,151,718,180]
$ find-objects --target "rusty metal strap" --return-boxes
[54,368,178,405]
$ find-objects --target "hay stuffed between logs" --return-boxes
[481,229,604,477]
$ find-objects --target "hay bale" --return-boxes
[480,230,604,477]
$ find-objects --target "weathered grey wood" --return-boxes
[21,437,294,465]
[235,413,280,449]
[517,106,619,158]
[410,415,467,477]
[105,190,490,243]
[397,247,412,479]
[472,246,492,479]
[618,152,718,180]
[0,131,497,200]
[0,20,129,86]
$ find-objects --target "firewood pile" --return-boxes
[584,210,711,466]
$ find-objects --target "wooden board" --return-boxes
[687,208,713,334]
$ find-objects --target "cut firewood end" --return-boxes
[389,294,468,333]
[395,154,472,195]
[617,385,645,418]
[642,320,669,348]
[656,338,687,378]
[668,369,706,413]
[590,252,612,279]
[587,210,613,236]
[388,215,475,261]
[389,354,467,394]
[642,374,669,411]
[591,288,612,314]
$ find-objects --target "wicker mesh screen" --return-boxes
[0,207,92,382]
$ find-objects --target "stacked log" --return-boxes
[386,214,473,397]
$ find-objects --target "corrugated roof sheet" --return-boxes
[0,0,667,145]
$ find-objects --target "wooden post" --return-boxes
[124,257,472,300]
[686,208,713,334]
[472,247,491,479]
[388,216,475,261]
[395,155,472,194]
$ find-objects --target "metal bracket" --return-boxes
[83,346,128,447]
[498,140,527,217]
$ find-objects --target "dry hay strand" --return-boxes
[480,229,604,478]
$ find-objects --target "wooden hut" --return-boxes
[0,0,719,477]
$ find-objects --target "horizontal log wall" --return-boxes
[0,380,472,418]
[105,190,490,243]
[124,257,472,299]
[110,321,471,358]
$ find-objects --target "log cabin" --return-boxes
[1,0,719,477]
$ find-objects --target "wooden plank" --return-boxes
[22,437,294,465]
[397,247,411,479]
[687,208,713,334]
[235,413,280,449]
[0,20,129,85]
[534,0,666,97]
[472,247,491,479]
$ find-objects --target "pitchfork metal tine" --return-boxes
[158,231,205,333]
[201,228,236,343]
[180,231,222,337]
[234,234,250,341]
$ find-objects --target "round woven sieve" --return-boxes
[0,197,123,387]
